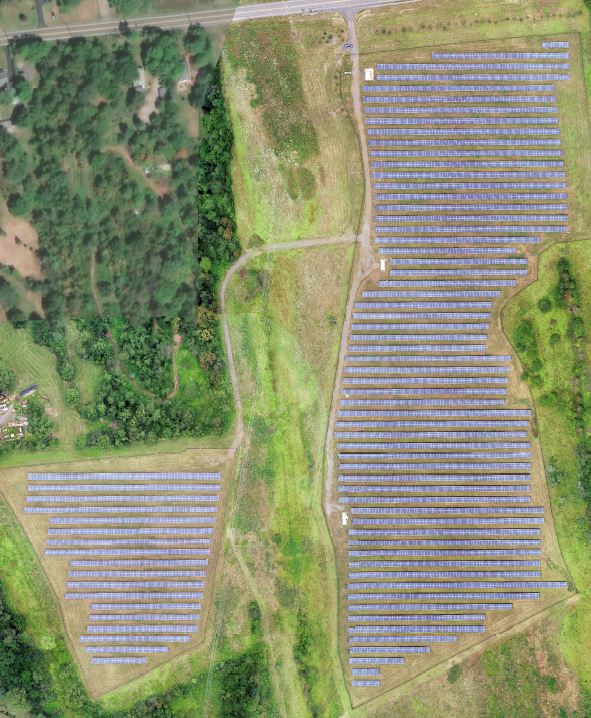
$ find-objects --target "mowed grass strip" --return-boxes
[357,0,589,55]
[223,15,363,247]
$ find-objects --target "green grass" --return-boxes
[358,0,589,54]
[503,240,591,698]
[0,323,86,450]
[226,243,354,717]
[225,21,319,164]
[223,15,363,247]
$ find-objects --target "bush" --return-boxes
[64,387,81,406]
[0,361,15,395]
[447,663,462,683]
[537,296,552,313]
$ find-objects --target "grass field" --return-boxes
[225,242,354,717]
[223,14,363,248]
[357,0,589,55]
[503,240,591,705]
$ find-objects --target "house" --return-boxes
[133,66,147,92]
[0,70,9,90]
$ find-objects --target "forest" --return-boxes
[0,29,238,450]
[1,27,237,324]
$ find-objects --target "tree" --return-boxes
[64,387,80,405]
[0,361,15,395]
[140,29,181,85]
[183,25,214,68]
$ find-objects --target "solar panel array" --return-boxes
[22,471,222,669]
[336,39,572,691]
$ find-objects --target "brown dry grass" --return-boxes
[0,201,41,280]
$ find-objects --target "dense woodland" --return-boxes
[0,30,238,450]
[0,28,237,323]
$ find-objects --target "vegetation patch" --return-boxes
[226,244,353,717]
[223,15,362,246]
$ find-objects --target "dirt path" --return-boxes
[166,334,182,400]
[104,145,166,197]
[220,231,358,452]
[200,231,357,716]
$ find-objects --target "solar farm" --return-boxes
[0,449,231,694]
[330,36,576,698]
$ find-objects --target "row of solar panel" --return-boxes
[340,485,531,493]
[349,539,540,546]
[348,603,511,612]
[47,538,211,545]
[374,235,541,242]
[349,560,539,568]
[349,528,539,536]
[28,484,221,492]
[49,527,214,535]
[29,506,217,514]
[348,624,486,633]
[348,591,540,600]
[348,505,539,514]
[337,409,529,416]
[374,74,570,81]
[67,581,205,588]
[348,581,567,589]
[339,474,530,482]
[363,95,558,104]
[366,118,560,125]
[90,603,201,610]
[86,625,197,633]
[375,224,566,231]
[369,128,562,135]
[376,203,566,211]
[80,635,191,643]
[45,548,209,565]
[430,52,569,59]
[50,519,215,526]
[89,614,199,622]
[346,548,540,560]
[349,335,492,343]
[369,138,563,146]
[70,559,208,567]
[27,495,219,503]
[362,84,558,93]
[375,63,570,70]
[364,106,559,114]
[66,592,203,599]
[29,473,220,481]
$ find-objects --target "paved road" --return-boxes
[0,0,410,45]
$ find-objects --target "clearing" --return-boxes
[223,14,363,248]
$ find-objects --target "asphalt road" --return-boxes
[0,0,409,45]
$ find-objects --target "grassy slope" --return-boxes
[223,15,363,248]
[226,243,354,718]
[503,242,591,702]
